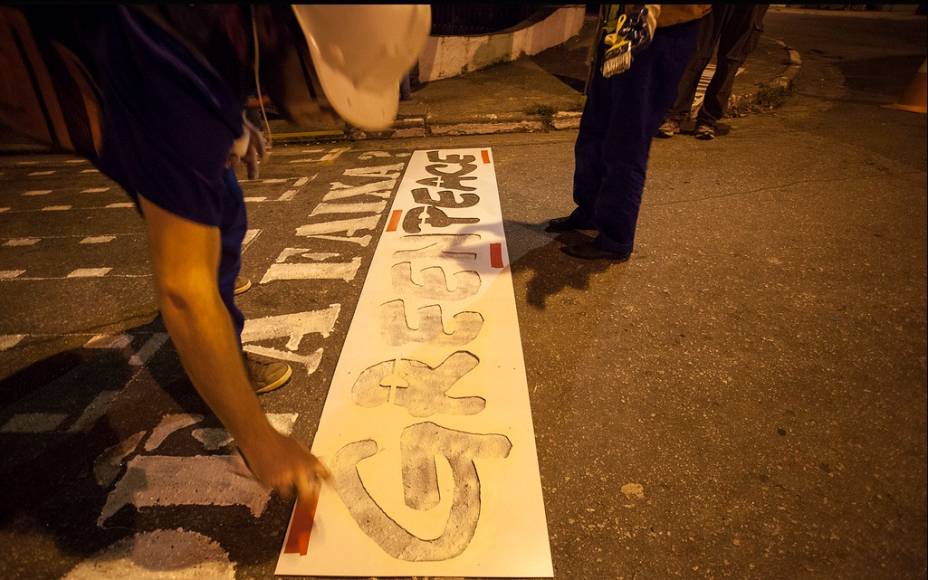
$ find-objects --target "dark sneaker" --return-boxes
[245,353,292,394]
[695,122,716,140]
[234,275,252,296]
[545,215,596,233]
[656,118,680,138]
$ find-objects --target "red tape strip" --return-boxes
[386,209,402,232]
[490,242,504,268]
[481,149,491,164]
[284,495,319,556]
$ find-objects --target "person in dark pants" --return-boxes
[657,4,769,140]
[549,5,709,261]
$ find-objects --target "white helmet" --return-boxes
[291,5,431,131]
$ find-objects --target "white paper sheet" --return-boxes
[276,148,553,577]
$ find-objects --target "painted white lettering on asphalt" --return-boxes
[323,179,397,201]
[94,431,146,486]
[242,229,261,248]
[311,200,388,216]
[0,412,69,433]
[241,305,341,351]
[63,529,236,580]
[0,334,26,351]
[244,196,267,203]
[305,233,372,247]
[342,163,404,179]
[68,390,121,433]
[145,414,205,452]
[293,176,311,188]
[296,215,382,237]
[128,333,168,366]
[84,333,132,349]
[288,146,351,164]
[242,345,324,375]
[261,260,362,283]
[192,412,299,451]
[3,238,40,246]
[0,270,26,279]
[80,235,116,244]
[98,455,271,525]
[67,268,112,278]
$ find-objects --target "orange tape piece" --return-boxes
[481,149,491,164]
[386,209,402,232]
[284,495,319,556]
[490,242,503,268]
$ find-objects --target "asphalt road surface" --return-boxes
[1,8,926,580]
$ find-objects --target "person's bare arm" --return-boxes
[138,194,329,500]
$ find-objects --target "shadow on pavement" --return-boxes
[508,222,614,310]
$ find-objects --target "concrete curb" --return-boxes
[272,40,803,144]
[728,39,802,114]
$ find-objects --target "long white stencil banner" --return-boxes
[276,148,552,577]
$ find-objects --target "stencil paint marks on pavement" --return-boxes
[276,149,553,577]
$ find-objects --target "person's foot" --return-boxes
[545,215,596,233]
[656,118,680,138]
[245,353,293,394]
[234,275,252,296]
[695,122,716,140]
[561,240,631,262]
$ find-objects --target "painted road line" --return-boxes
[0,270,26,279]
[42,205,71,211]
[1,273,149,281]
[277,149,552,578]
[15,160,38,165]
[22,189,52,196]
[0,208,9,213]
[28,170,56,176]
[65,159,88,164]
[288,146,351,164]
[80,236,116,244]
[81,187,111,193]
[242,228,261,248]
[3,238,40,246]
[1,412,69,433]
[244,196,267,203]
[81,169,100,174]
[67,268,112,278]
[105,202,134,208]
[0,334,26,351]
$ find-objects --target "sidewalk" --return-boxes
[270,15,802,143]
[0,17,802,152]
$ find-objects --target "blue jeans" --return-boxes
[219,167,247,345]
[572,19,701,254]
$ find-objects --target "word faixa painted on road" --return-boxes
[276,149,553,578]
[242,159,402,376]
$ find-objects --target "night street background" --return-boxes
[0,7,925,579]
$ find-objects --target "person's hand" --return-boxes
[237,428,331,504]
[230,117,268,179]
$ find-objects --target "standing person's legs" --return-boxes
[664,9,723,124]
[218,166,247,345]
[579,20,701,257]
[566,50,614,227]
[697,5,765,128]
